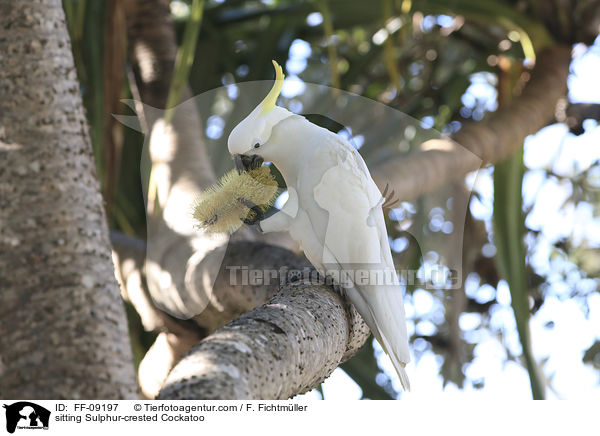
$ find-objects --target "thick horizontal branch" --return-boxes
[111,232,309,336]
[113,233,368,399]
[374,45,572,201]
[186,241,309,334]
[158,278,370,399]
[564,103,600,135]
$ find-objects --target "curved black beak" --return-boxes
[234,154,264,174]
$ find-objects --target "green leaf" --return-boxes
[493,149,546,399]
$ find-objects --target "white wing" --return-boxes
[312,136,411,390]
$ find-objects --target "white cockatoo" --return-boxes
[228,61,410,390]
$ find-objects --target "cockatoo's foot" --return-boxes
[331,283,346,297]
[234,154,264,174]
[286,269,305,284]
[381,183,400,210]
[312,271,345,296]
[237,197,264,225]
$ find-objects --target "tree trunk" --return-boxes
[0,0,138,399]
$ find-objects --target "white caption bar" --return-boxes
[0,400,594,435]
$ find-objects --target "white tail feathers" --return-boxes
[365,288,411,392]
[397,366,411,392]
[375,326,411,392]
[389,349,411,392]
[345,284,412,392]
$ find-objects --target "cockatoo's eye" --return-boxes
[254,143,261,149]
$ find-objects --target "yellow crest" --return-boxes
[260,60,285,114]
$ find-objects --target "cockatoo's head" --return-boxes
[228,60,293,172]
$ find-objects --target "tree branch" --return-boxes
[159,279,370,399]
[373,45,572,200]
[562,103,600,135]
[111,228,371,400]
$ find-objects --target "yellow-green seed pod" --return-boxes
[192,166,279,234]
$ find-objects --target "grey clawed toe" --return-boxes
[237,197,264,225]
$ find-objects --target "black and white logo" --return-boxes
[2,402,50,433]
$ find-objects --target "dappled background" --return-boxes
[63,0,600,399]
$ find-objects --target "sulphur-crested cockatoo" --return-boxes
[228,61,410,390]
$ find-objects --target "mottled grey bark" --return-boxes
[186,241,311,334]
[373,45,572,201]
[159,280,370,400]
[0,0,138,398]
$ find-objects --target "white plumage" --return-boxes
[228,61,411,390]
